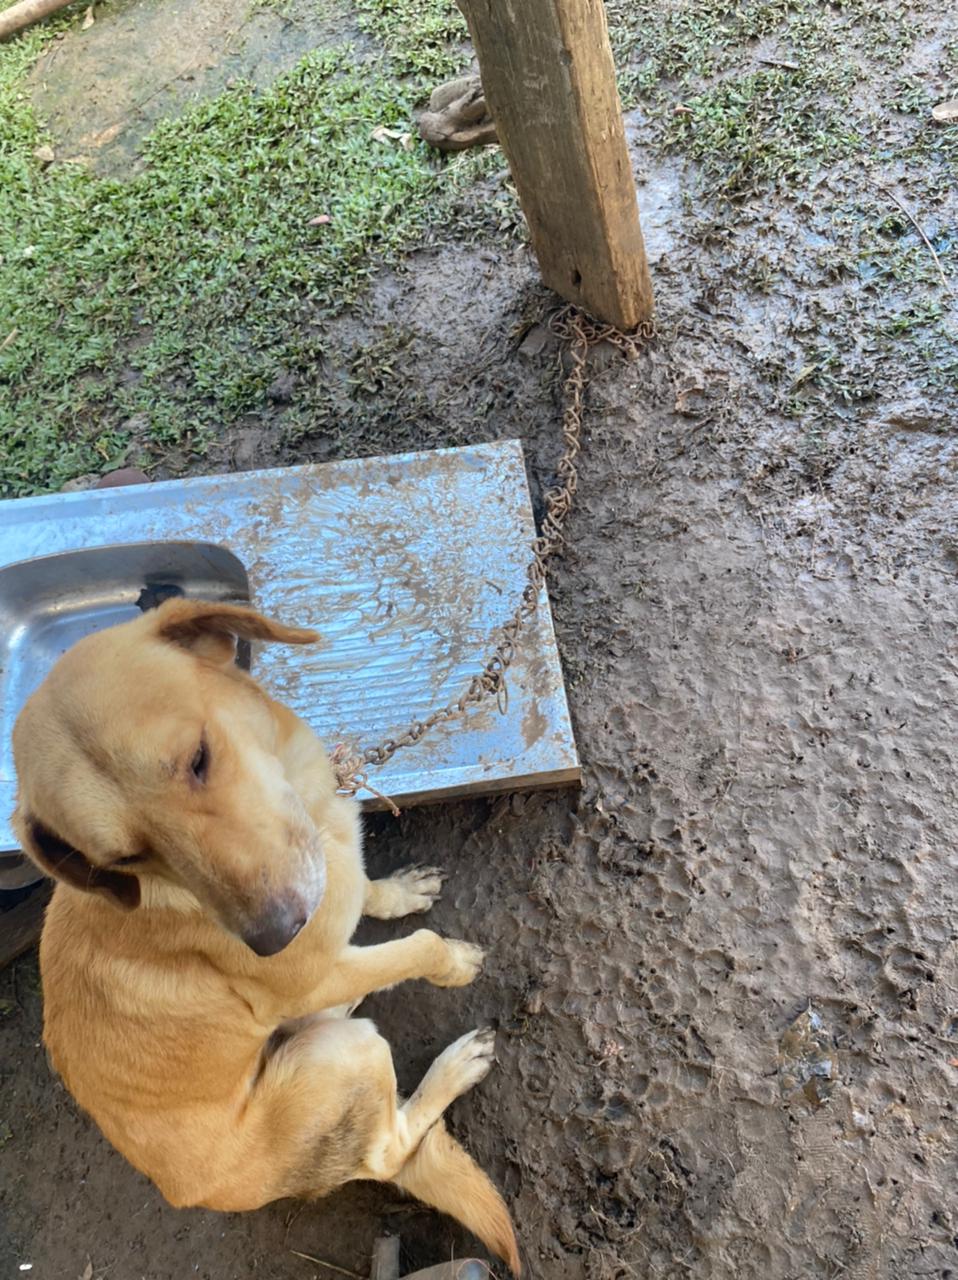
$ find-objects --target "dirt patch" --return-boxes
[29,0,356,175]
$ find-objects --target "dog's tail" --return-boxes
[392,1120,521,1275]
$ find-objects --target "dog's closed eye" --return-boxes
[189,740,210,785]
[112,853,147,868]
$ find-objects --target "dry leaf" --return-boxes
[308,214,331,226]
[81,6,94,28]
[33,144,55,165]
[674,384,707,415]
[371,125,406,144]
[81,1262,93,1280]
[931,99,958,123]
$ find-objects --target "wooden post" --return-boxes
[458,0,653,330]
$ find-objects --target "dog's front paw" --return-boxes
[431,938,485,987]
[390,865,445,917]
[395,864,445,912]
[365,866,446,920]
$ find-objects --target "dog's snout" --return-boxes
[242,899,310,958]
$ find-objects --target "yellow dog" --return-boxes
[13,599,519,1273]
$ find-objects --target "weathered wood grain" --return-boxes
[459,0,654,329]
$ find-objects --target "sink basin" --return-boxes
[0,445,580,856]
[0,541,250,881]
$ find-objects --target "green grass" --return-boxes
[608,0,913,102]
[0,0,508,497]
[1,0,955,498]
[0,43,457,495]
[606,0,920,197]
[353,0,468,79]
[664,67,860,197]
[606,0,956,421]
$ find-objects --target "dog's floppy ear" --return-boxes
[152,599,319,665]
[18,817,141,910]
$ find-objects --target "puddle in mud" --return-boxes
[778,1006,835,1107]
[624,117,683,268]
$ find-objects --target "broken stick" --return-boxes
[0,0,80,42]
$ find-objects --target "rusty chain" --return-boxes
[331,303,655,812]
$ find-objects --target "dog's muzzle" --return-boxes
[242,895,312,957]
[240,841,325,957]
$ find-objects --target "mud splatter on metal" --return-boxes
[0,441,580,852]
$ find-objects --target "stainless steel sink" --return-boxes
[0,445,580,861]
[0,541,250,890]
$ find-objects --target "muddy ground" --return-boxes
[2,0,958,1278]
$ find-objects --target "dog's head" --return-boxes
[12,599,327,957]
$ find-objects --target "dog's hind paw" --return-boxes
[431,938,485,987]
[428,1026,497,1098]
[365,865,446,919]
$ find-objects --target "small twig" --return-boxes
[758,57,800,70]
[876,183,954,298]
[0,328,18,353]
[289,1250,364,1280]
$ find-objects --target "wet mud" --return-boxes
[2,2,958,1278]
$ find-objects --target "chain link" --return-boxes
[331,304,655,811]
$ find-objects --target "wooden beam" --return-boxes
[458,0,653,330]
